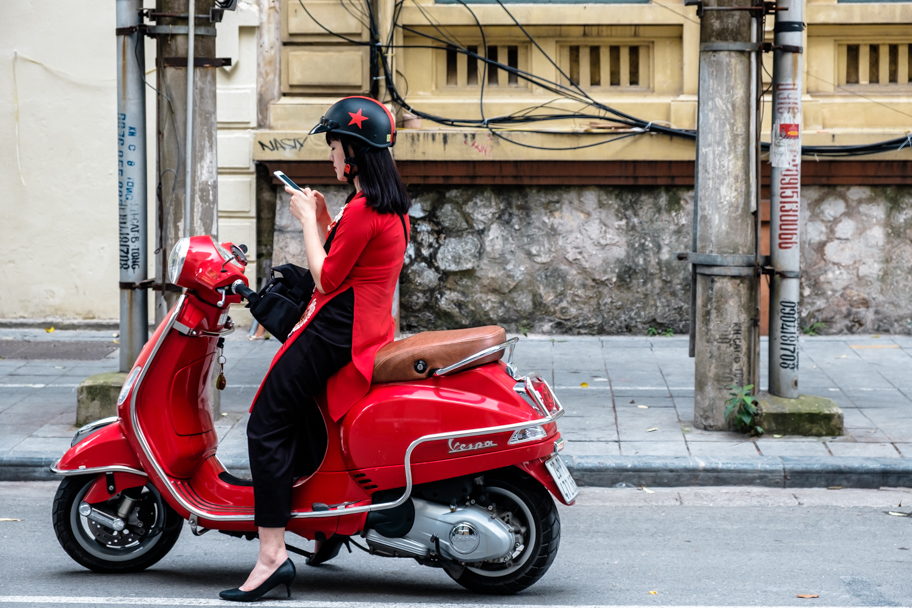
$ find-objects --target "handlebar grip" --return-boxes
[231,282,259,305]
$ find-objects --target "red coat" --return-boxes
[252,193,409,421]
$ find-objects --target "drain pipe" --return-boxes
[184,0,195,238]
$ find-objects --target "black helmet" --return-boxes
[309,96,396,148]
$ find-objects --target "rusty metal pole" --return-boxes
[184,0,196,238]
[691,0,759,430]
[116,0,149,371]
[768,0,803,398]
[152,0,220,320]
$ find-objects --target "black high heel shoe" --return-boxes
[219,558,296,602]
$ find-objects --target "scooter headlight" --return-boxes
[168,238,191,285]
[117,365,143,406]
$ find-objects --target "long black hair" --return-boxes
[327,132,411,215]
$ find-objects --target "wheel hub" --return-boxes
[87,518,143,547]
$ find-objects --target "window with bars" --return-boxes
[839,43,912,86]
[560,44,651,90]
[442,44,528,88]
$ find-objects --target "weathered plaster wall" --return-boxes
[0,0,140,321]
[0,0,261,322]
[269,184,912,335]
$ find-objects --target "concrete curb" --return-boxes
[565,455,912,489]
[0,456,60,482]
[5,454,912,488]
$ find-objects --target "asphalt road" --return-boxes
[0,483,910,607]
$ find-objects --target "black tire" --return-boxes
[447,468,561,595]
[52,475,183,573]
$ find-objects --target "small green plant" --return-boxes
[517,321,531,337]
[801,321,826,336]
[724,384,764,436]
[647,326,674,337]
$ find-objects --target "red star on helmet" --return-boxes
[348,109,369,129]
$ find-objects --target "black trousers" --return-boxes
[247,288,354,528]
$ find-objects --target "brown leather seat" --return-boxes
[372,326,507,384]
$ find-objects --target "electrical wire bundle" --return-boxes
[298,0,911,157]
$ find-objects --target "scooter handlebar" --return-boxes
[230,280,259,305]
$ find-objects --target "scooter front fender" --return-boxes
[52,420,145,477]
[516,455,575,506]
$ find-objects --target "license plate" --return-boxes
[544,454,579,503]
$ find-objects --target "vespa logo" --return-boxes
[448,438,497,454]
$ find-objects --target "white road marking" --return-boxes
[553,386,690,391]
[0,384,79,388]
[0,599,870,608]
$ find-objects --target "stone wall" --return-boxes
[401,186,694,334]
[268,183,912,335]
[272,186,351,268]
[802,186,912,334]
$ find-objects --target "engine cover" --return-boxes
[366,498,515,563]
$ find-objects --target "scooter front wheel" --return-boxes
[52,474,183,573]
[447,468,561,595]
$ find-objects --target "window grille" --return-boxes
[560,44,651,90]
[839,43,911,86]
[443,44,528,88]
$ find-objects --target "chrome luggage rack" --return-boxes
[434,336,521,380]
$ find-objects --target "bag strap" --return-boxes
[271,264,310,300]
[398,214,409,245]
[324,218,341,252]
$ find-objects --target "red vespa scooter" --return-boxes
[51,235,578,594]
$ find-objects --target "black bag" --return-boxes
[246,212,408,343]
[246,263,316,343]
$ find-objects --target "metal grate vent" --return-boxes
[0,340,118,361]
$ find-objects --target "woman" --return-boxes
[220,97,410,602]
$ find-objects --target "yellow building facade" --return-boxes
[247,0,912,335]
[255,0,912,164]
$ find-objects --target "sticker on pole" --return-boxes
[779,123,799,139]
[771,120,800,168]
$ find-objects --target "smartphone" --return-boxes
[274,170,302,191]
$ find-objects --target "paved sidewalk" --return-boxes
[1,328,911,487]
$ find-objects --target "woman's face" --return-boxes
[329,139,347,183]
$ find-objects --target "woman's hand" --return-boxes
[313,190,328,218]
[287,185,318,225]
[288,184,329,293]
[313,190,332,243]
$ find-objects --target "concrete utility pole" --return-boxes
[152,0,221,321]
[768,0,803,398]
[690,0,760,430]
[116,0,149,371]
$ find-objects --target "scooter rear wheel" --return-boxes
[52,474,183,573]
[447,468,560,595]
